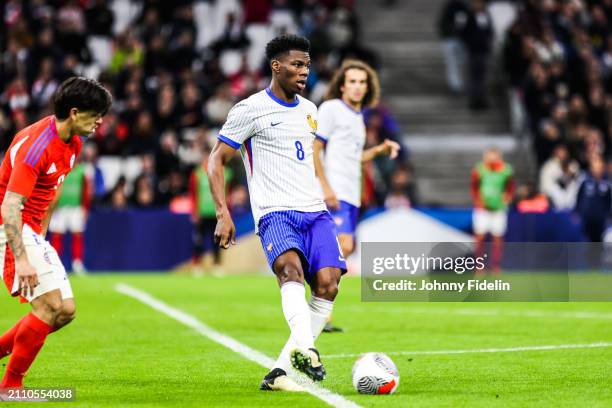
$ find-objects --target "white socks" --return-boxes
[274,289,334,372]
[308,296,334,339]
[280,282,314,352]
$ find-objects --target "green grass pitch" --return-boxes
[1,274,611,407]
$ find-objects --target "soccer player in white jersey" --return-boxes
[208,35,346,391]
[314,60,400,259]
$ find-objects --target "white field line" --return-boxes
[115,283,361,408]
[325,342,612,359]
[346,306,612,320]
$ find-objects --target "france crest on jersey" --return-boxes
[218,88,327,229]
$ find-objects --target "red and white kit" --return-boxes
[0,115,82,302]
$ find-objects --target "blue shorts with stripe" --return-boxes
[258,210,347,283]
[330,200,359,236]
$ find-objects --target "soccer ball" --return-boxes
[352,352,400,394]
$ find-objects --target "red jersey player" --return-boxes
[0,77,111,390]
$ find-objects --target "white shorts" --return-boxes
[49,207,86,234]
[0,224,73,303]
[473,208,508,237]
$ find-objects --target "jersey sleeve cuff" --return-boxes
[315,134,328,143]
[218,135,241,149]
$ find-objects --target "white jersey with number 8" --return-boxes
[218,88,326,229]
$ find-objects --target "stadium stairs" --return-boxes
[356,0,535,206]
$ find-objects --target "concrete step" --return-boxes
[353,0,522,206]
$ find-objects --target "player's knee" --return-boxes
[39,297,64,319]
[275,261,304,285]
[61,302,76,324]
[313,276,339,300]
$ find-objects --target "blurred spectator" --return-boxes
[128,111,157,155]
[0,0,400,217]
[31,58,59,109]
[49,157,90,274]
[384,164,417,209]
[110,31,144,73]
[159,170,187,206]
[153,84,178,132]
[56,0,91,64]
[189,152,232,274]
[105,176,128,210]
[156,130,181,181]
[2,77,30,119]
[471,148,514,274]
[539,144,580,210]
[502,0,612,185]
[26,28,62,85]
[82,142,106,206]
[461,0,493,110]
[86,0,114,38]
[130,174,157,208]
[437,0,468,93]
[229,184,251,217]
[206,83,235,126]
[177,81,204,130]
[575,156,611,242]
[513,182,550,213]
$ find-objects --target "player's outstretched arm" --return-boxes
[313,139,339,210]
[1,191,38,297]
[362,139,401,163]
[361,139,401,163]
[208,141,237,249]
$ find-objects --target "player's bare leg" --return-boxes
[324,236,352,333]
[53,298,76,330]
[474,233,487,277]
[491,235,504,275]
[71,233,86,275]
[0,290,75,388]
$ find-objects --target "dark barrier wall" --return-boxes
[83,209,193,271]
[63,209,255,272]
[419,208,587,242]
[56,209,589,272]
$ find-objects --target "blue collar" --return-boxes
[266,87,299,107]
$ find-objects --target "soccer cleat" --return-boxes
[322,322,344,333]
[290,348,326,382]
[259,368,304,392]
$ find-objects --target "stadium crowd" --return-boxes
[0,0,413,217]
[502,0,611,239]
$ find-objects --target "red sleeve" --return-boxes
[470,168,481,204]
[7,150,46,199]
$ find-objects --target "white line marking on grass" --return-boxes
[387,307,612,320]
[325,342,612,359]
[115,283,361,408]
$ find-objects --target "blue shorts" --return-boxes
[330,201,359,236]
[258,210,347,283]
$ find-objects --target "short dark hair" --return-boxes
[53,76,112,119]
[265,34,310,62]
